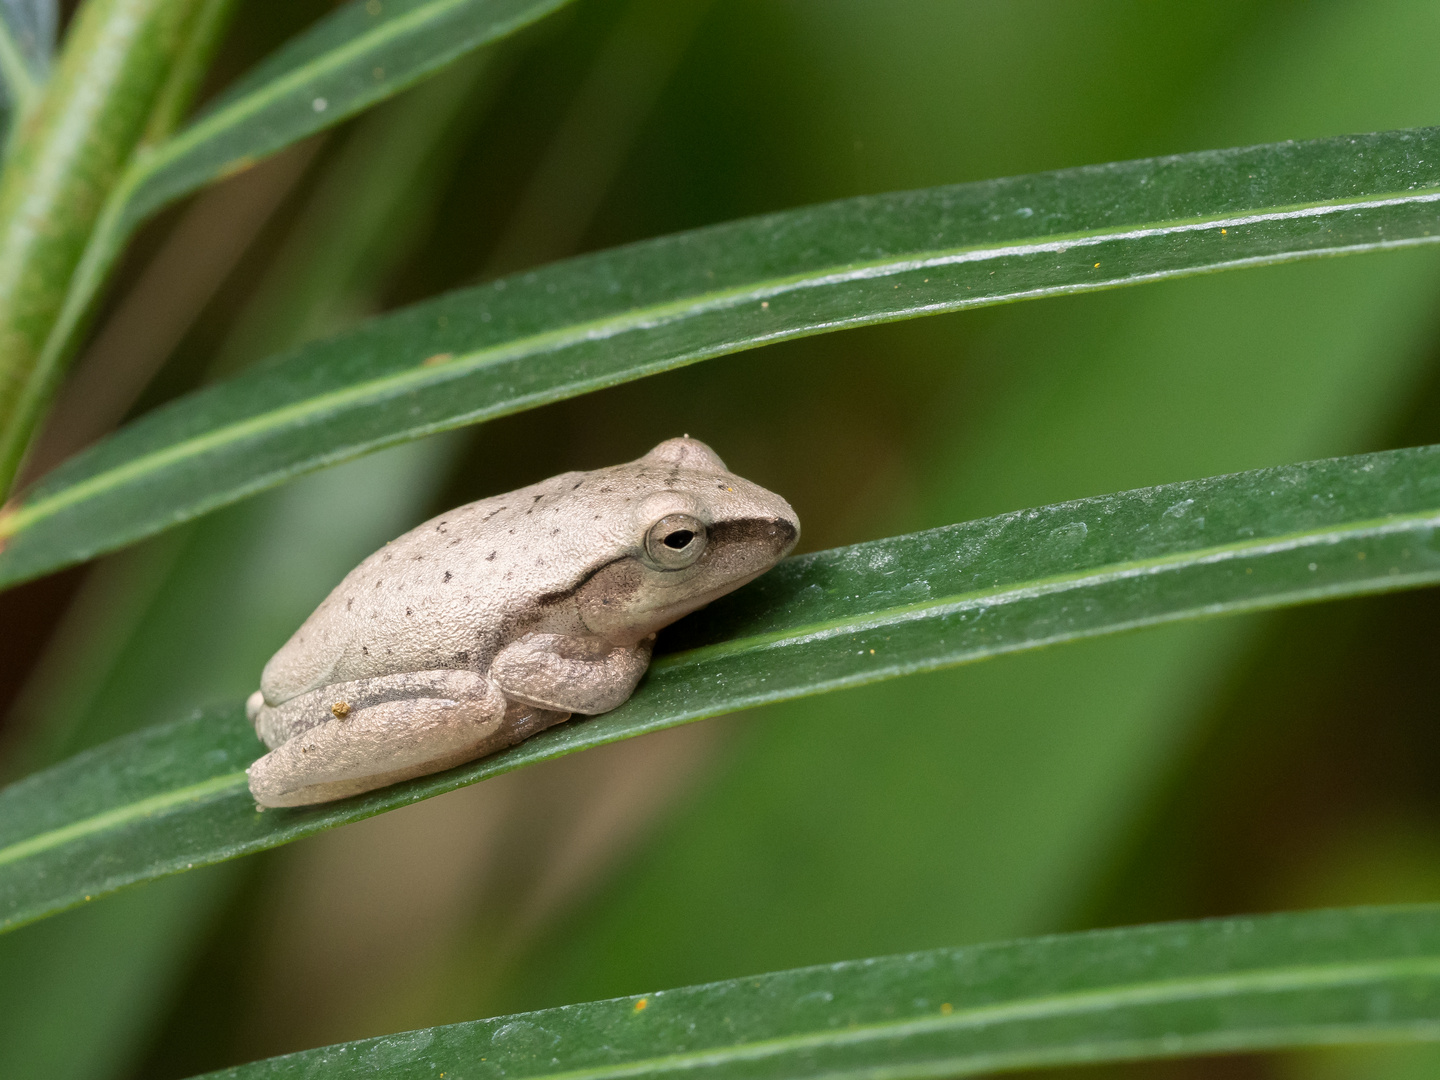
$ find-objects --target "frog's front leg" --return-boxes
[245,669,564,808]
[491,632,652,714]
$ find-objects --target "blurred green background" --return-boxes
[5,1,1440,1078]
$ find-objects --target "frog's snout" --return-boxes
[750,513,799,566]
[704,513,799,579]
[769,516,799,555]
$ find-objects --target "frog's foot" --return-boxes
[492,632,651,714]
[246,672,567,808]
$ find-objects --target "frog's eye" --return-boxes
[645,514,708,568]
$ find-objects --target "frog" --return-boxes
[245,437,799,808]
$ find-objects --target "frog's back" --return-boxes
[260,469,601,704]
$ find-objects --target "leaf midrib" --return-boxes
[8,185,1440,542]
[131,0,476,187]
[653,507,1440,669]
[0,771,244,875]
[371,955,1440,1080]
[0,772,245,869]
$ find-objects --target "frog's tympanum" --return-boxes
[246,438,799,807]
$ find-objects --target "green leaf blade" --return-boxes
[122,0,576,228]
[194,906,1440,1078]
[6,444,1440,932]
[8,127,1440,587]
[0,711,253,927]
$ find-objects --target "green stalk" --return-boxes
[139,0,237,150]
[0,0,210,500]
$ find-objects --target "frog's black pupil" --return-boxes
[664,529,695,549]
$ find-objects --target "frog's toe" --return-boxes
[245,689,265,723]
[246,752,292,807]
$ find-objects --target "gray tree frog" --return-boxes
[245,437,799,807]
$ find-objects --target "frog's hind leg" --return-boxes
[247,669,494,751]
[246,671,566,808]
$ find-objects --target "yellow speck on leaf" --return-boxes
[761,301,769,309]
[1357,551,1367,560]
[423,352,453,367]
[635,998,649,1012]
[331,701,351,718]
[1093,262,1100,268]
[869,649,875,655]
[218,155,257,180]
[1221,228,1228,235]
[941,1003,953,1015]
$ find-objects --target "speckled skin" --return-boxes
[245,438,798,807]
